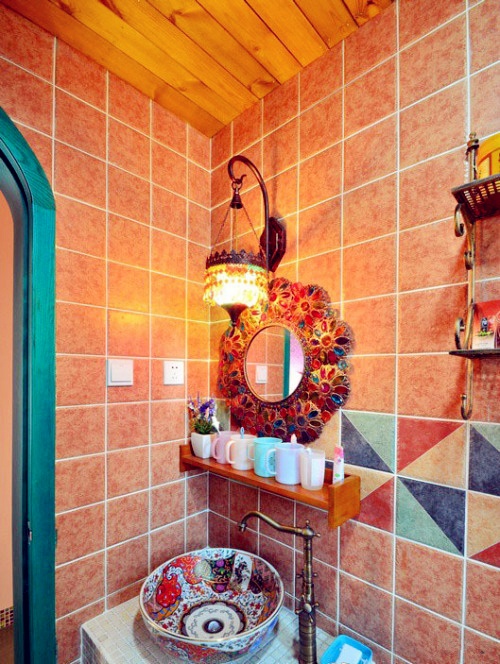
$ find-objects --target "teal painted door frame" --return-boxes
[0,107,56,664]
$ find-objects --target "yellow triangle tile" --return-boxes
[468,491,500,558]
[345,464,390,500]
[400,427,466,488]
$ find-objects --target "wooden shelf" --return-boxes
[449,348,500,360]
[179,444,361,530]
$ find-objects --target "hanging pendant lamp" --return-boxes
[204,155,286,325]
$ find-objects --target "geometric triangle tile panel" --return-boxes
[396,478,465,555]
[469,424,500,496]
[341,411,395,472]
[398,418,463,470]
[400,425,466,489]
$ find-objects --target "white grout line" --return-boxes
[103,66,110,611]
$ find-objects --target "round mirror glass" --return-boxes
[245,325,305,402]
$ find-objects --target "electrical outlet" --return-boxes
[163,360,184,385]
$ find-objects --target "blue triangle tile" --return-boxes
[399,478,465,555]
[341,415,392,472]
[469,428,500,497]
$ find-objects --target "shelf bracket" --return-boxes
[450,133,500,421]
[461,359,474,420]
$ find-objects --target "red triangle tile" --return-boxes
[398,418,461,472]
[357,478,394,532]
[471,542,500,569]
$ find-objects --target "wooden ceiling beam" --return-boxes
[103,0,259,110]
[197,0,303,83]
[245,0,328,67]
[148,0,280,100]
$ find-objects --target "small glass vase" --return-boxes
[190,432,216,459]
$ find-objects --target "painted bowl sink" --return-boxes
[140,547,284,663]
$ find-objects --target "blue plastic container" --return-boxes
[320,634,373,664]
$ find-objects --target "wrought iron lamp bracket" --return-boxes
[228,155,286,273]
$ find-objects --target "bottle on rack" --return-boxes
[333,443,344,483]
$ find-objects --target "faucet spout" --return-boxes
[239,510,316,540]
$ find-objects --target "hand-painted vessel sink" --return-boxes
[140,547,284,663]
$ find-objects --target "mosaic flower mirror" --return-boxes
[218,278,354,443]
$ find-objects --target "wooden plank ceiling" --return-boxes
[3,0,393,137]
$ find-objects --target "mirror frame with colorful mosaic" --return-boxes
[217,277,354,443]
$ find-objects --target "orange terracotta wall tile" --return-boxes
[55,90,106,160]
[0,59,53,133]
[344,58,396,137]
[107,403,150,450]
[55,504,105,565]
[56,405,105,459]
[151,522,186,571]
[56,42,106,108]
[106,447,149,498]
[399,0,464,48]
[300,91,342,160]
[0,4,53,79]
[396,538,463,621]
[188,126,211,169]
[56,302,106,356]
[153,104,187,155]
[108,165,151,221]
[106,536,149,594]
[394,598,462,664]
[107,311,150,358]
[400,83,466,168]
[108,74,150,133]
[108,215,150,270]
[299,45,342,111]
[55,196,107,257]
[55,143,106,207]
[56,454,105,512]
[107,492,149,546]
[55,553,104,618]
[56,356,106,407]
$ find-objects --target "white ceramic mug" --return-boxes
[226,435,255,471]
[265,442,302,485]
[211,431,239,464]
[299,448,326,490]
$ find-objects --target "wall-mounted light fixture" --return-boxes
[204,155,286,325]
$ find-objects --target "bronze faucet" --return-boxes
[239,511,320,664]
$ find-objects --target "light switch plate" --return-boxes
[107,359,134,386]
[164,360,184,385]
[255,364,268,384]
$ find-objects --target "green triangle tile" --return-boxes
[345,411,396,472]
[396,479,461,555]
[473,424,500,452]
